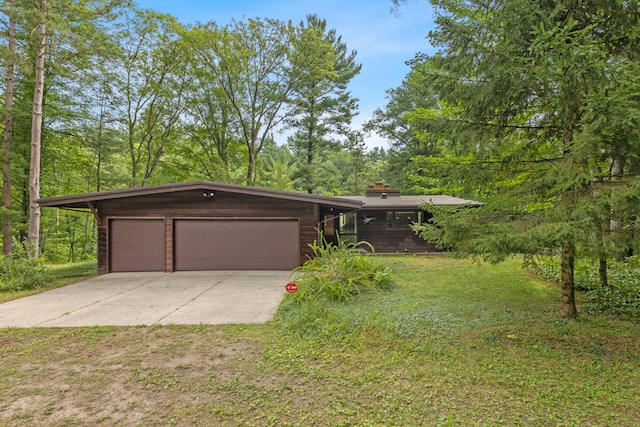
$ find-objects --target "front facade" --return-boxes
[39,182,361,274]
[40,181,479,273]
[332,183,481,254]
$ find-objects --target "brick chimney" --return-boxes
[365,182,401,198]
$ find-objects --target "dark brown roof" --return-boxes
[338,195,482,209]
[39,181,363,210]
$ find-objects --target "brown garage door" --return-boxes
[174,219,299,270]
[110,219,165,272]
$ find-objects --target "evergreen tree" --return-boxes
[405,0,640,317]
[287,15,361,194]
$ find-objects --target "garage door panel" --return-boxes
[110,219,165,272]
[174,219,299,270]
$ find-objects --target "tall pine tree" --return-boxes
[406,0,640,317]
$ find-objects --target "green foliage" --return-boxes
[398,0,640,317]
[287,15,362,194]
[278,239,394,339]
[292,239,394,302]
[534,256,640,320]
[49,261,97,280]
[40,210,97,264]
[257,142,296,190]
[188,17,309,185]
[364,64,446,194]
[2,256,640,425]
[0,241,52,291]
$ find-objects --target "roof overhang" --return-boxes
[39,181,363,210]
[338,195,482,210]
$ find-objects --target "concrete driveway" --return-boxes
[0,270,291,328]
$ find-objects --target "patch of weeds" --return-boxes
[533,255,640,320]
[389,309,459,339]
[0,261,97,304]
[290,239,395,303]
[43,401,56,416]
[48,261,97,279]
[0,241,52,292]
[277,239,395,343]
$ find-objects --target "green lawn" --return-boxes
[1,255,638,426]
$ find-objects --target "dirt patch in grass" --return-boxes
[0,326,278,426]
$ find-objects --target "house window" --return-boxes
[338,212,357,244]
[386,211,420,229]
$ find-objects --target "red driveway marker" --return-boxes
[285,282,298,293]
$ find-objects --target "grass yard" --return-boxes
[0,255,638,426]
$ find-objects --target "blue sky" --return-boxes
[134,0,437,148]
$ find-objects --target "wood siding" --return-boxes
[356,210,440,253]
[97,221,108,275]
[95,189,319,273]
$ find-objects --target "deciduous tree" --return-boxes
[115,10,189,187]
[27,0,46,257]
[189,18,315,185]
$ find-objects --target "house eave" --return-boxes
[38,181,364,210]
[337,195,482,210]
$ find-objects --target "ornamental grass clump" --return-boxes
[290,239,394,303]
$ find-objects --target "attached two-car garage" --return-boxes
[109,218,300,272]
[38,181,363,274]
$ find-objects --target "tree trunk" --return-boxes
[598,257,608,288]
[610,156,626,261]
[306,117,314,194]
[560,239,578,318]
[246,150,256,186]
[28,1,47,258]
[2,0,16,256]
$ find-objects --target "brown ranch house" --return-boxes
[39,181,479,273]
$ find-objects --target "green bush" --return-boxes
[0,241,52,291]
[533,255,640,320]
[289,239,395,302]
[276,239,395,341]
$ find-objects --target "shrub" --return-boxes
[585,257,640,319]
[289,239,395,303]
[0,241,52,292]
[277,238,394,342]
